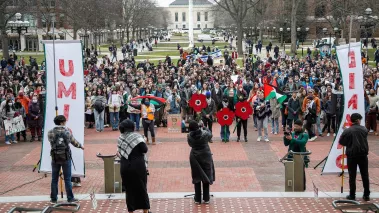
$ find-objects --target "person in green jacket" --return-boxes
[283,119,309,167]
[223,82,237,111]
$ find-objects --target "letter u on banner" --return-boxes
[39,40,85,177]
[322,42,365,174]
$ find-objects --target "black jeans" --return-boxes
[142,119,155,138]
[347,156,370,197]
[237,119,247,138]
[305,117,315,138]
[194,182,210,203]
[322,114,335,133]
[202,117,213,133]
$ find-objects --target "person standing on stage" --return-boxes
[339,113,370,201]
[48,115,84,204]
[188,120,215,204]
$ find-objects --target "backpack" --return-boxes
[51,132,70,163]
[94,99,104,113]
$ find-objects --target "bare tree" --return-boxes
[215,0,261,55]
[0,0,28,59]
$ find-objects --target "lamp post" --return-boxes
[333,27,341,46]
[358,8,378,65]
[279,27,283,47]
[322,27,332,46]
[7,13,29,51]
[286,27,290,51]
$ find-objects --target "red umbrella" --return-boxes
[235,101,253,120]
[217,108,235,126]
[188,94,207,112]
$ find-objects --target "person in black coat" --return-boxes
[117,119,151,213]
[201,92,216,141]
[339,113,370,201]
[188,120,215,204]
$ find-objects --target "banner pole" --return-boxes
[51,18,63,199]
[341,147,345,193]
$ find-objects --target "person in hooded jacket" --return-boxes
[187,120,215,205]
[236,93,249,142]
[28,95,43,142]
[219,96,230,142]
[201,91,216,141]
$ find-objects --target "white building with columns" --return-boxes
[167,0,215,30]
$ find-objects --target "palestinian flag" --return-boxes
[263,83,287,104]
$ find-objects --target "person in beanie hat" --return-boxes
[187,120,215,204]
[339,113,370,201]
[283,119,309,190]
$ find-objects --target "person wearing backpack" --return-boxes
[108,89,123,131]
[92,89,107,132]
[48,115,84,204]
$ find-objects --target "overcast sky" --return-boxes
[156,0,175,7]
[156,0,215,7]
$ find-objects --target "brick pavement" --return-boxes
[1,120,379,203]
[2,197,375,213]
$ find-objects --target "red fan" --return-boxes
[235,101,253,120]
[188,94,207,112]
[216,108,235,126]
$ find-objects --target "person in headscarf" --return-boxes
[117,119,151,213]
[201,91,216,142]
[188,120,215,204]
[141,98,156,145]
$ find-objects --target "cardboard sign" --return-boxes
[4,116,25,135]
[167,114,181,133]
[111,94,120,106]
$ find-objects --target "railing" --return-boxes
[333,200,379,213]
[8,203,80,213]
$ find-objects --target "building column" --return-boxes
[20,34,26,51]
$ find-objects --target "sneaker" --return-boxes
[363,195,370,201]
[369,129,374,133]
[333,133,336,136]
[226,139,229,142]
[222,139,225,142]
[193,198,200,204]
[50,200,57,204]
[68,198,79,203]
[96,130,100,132]
[264,138,270,142]
[327,133,330,136]
[5,141,11,145]
[244,137,248,142]
[274,132,278,135]
[345,195,355,200]
[257,136,261,142]
[72,182,81,187]
[11,140,17,144]
[236,137,240,142]
[203,200,210,204]
[309,136,317,141]
[318,134,323,137]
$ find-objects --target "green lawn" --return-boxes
[1,54,45,64]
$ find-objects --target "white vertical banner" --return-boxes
[322,42,365,174]
[39,40,85,177]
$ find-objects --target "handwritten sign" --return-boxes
[111,94,120,106]
[167,114,181,133]
[4,116,25,135]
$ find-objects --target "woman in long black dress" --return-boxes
[117,119,151,213]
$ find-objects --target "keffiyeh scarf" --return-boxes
[117,132,148,167]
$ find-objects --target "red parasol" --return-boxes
[235,101,253,120]
[188,94,207,112]
[217,108,235,126]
